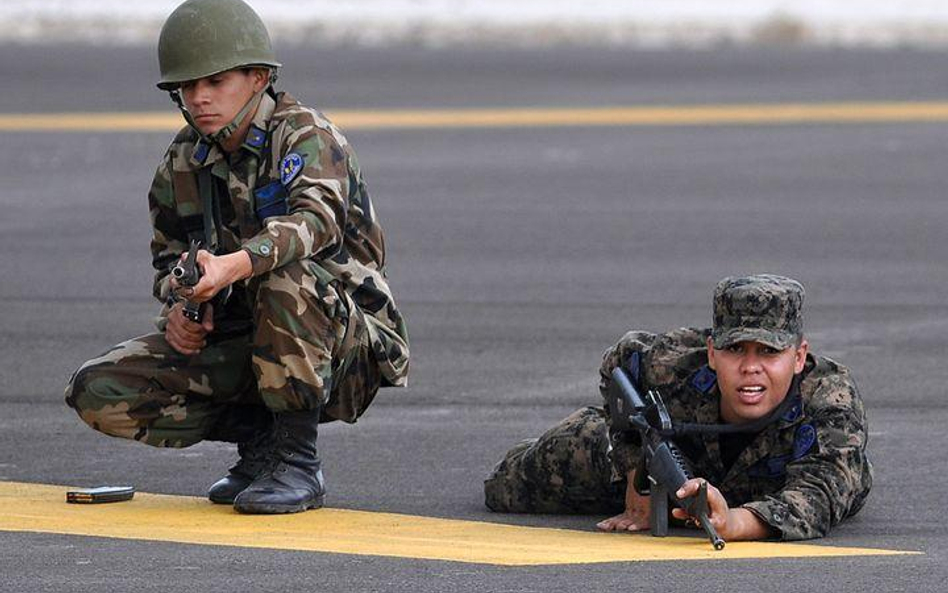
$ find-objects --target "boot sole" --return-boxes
[234,494,325,515]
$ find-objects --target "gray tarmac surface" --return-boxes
[1,44,947,591]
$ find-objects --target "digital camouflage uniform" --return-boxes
[65,92,410,448]
[486,276,872,541]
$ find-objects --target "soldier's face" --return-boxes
[707,338,808,424]
[180,69,266,136]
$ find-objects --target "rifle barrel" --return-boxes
[698,513,726,550]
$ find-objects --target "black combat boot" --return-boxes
[233,407,325,514]
[207,428,276,504]
[205,406,274,505]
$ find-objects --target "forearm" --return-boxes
[242,198,344,276]
[186,250,252,304]
[721,508,776,541]
[596,470,652,532]
[624,469,649,510]
[738,406,871,541]
[600,333,656,479]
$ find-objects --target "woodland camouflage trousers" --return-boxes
[484,406,626,515]
[65,260,381,448]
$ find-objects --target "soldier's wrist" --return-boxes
[722,508,774,541]
[221,250,254,283]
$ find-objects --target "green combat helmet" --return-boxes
[156,0,282,144]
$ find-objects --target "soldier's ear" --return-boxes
[706,337,717,370]
[252,68,269,92]
[793,338,809,373]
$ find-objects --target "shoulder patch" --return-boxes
[280,152,304,185]
[792,423,817,460]
[691,365,717,394]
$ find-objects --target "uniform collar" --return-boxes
[689,353,814,427]
[190,137,222,168]
[187,92,277,167]
[239,92,276,158]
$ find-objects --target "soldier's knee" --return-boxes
[254,261,340,325]
[64,363,141,441]
[252,262,347,409]
[65,361,102,414]
[65,364,87,410]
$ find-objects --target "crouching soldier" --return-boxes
[65,0,409,514]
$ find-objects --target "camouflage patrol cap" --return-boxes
[711,274,805,350]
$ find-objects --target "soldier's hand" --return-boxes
[165,302,214,356]
[171,250,252,303]
[597,507,651,533]
[672,478,729,531]
[673,478,775,541]
[597,470,651,532]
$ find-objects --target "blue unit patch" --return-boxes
[246,125,266,148]
[627,351,642,385]
[254,181,289,220]
[780,395,803,422]
[748,455,789,479]
[280,153,304,186]
[691,365,717,394]
[193,141,210,164]
[792,423,817,460]
[747,423,817,479]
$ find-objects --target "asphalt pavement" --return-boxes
[0,44,946,592]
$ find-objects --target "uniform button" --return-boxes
[772,513,783,524]
[259,244,271,256]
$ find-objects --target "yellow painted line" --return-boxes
[3,102,948,132]
[0,481,914,566]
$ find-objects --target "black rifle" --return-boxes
[170,239,205,323]
[608,365,726,550]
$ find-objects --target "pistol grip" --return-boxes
[183,301,204,323]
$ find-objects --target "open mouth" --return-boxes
[736,385,766,404]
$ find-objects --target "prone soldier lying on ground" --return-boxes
[484,274,872,541]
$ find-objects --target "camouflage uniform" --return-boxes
[486,276,872,541]
[65,92,410,447]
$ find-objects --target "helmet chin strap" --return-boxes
[168,89,210,143]
[168,80,272,148]
[207,87,265,146]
